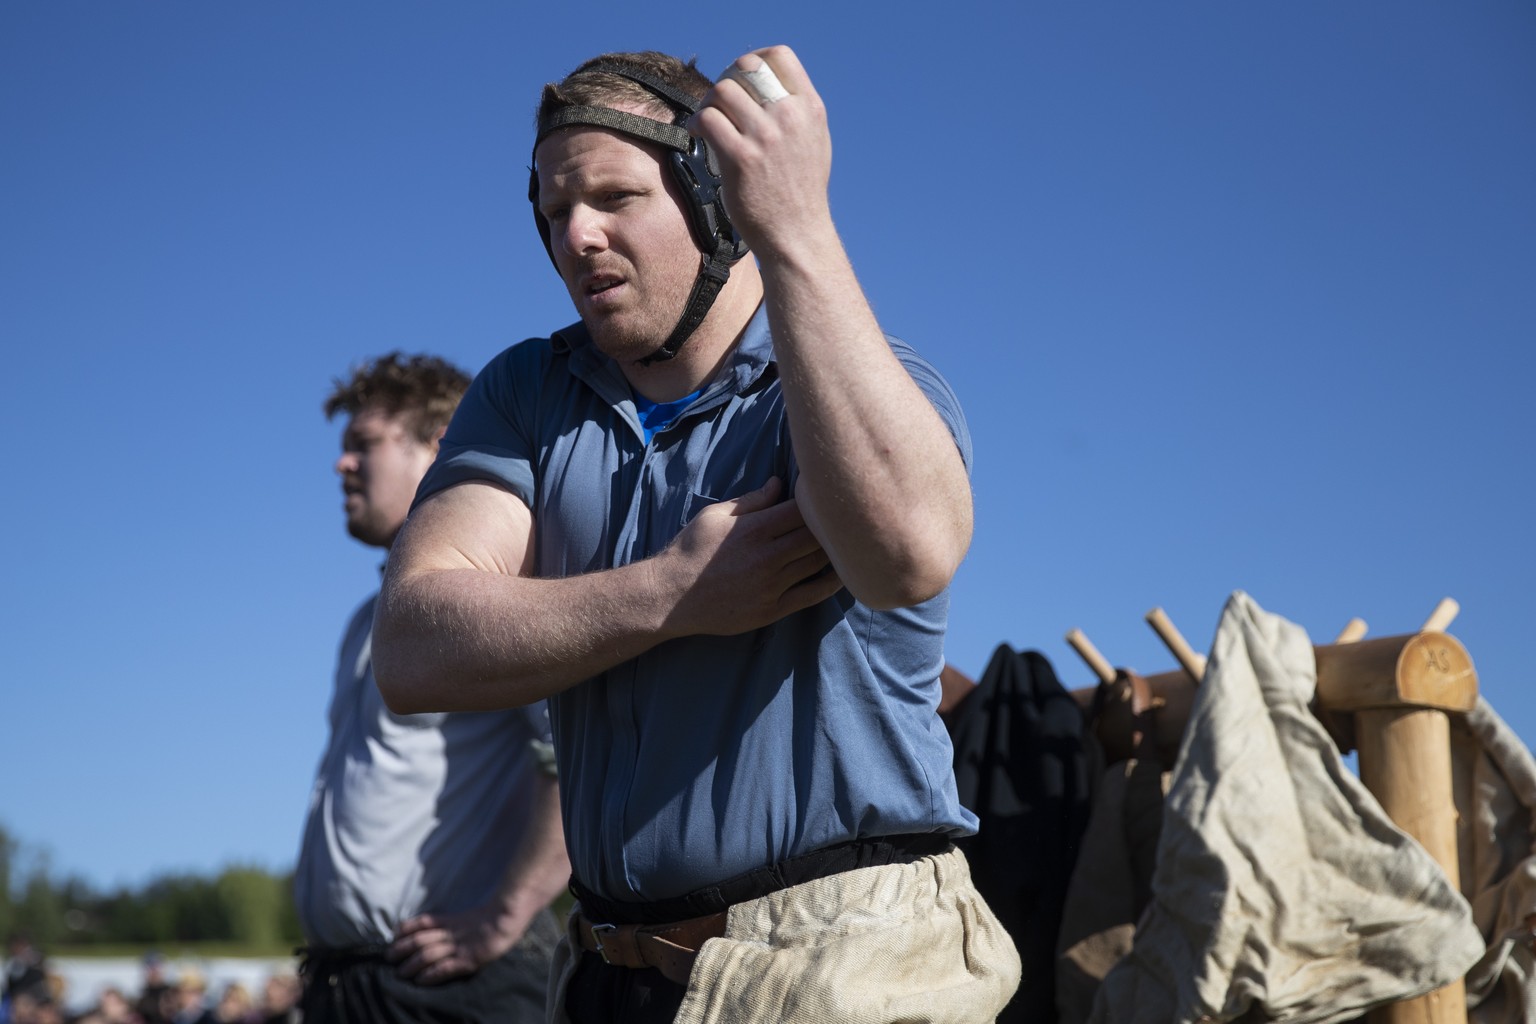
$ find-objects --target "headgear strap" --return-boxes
[528,60,749,365]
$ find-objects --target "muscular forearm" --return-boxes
[374,557,670,713]
[698,47,973,609]
[389,774,570,984]
[373,478,840,714]
[488,774,570,934]
[760,228,973,609]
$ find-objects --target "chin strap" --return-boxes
[529,62,750,364]
[638,237,739,365]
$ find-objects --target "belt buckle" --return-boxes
[589,922,619,965]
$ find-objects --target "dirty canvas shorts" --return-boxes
[548,846,1021,1024]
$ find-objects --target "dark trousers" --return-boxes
[299,910,560,1024]
[564,954,685,1024]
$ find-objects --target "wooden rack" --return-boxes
[1064,598,1476,1024]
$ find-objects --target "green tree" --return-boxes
[0,822,302,950]
[0,823,15,940]
[216,866,286,948]
[277,873,303,946]
[15,854,64,948]
[164,874,229,942]
[86,886,141,945]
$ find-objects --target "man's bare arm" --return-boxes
[387,772,570,984]
[694,46,974,611]
[373,475,842,713]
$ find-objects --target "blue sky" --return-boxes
[2,2,1532,892]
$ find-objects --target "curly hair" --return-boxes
[323,352,471,445]
[535,50,713,129]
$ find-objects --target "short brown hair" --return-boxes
[536,51,712,130]
[323,352,471,445]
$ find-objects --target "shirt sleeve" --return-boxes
[888,334,973,476]
[412,339,549,512]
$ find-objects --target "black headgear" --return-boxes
[528,60,750,364]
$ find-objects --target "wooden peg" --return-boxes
[1065,628,1116,685]
[1145,607,1207,682]
[1420,597,1459,634]
[1334,618,1368,644]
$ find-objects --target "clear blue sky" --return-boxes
[2,2,1532,893]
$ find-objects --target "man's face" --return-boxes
[335,407,438,549]
[534,114,701,361]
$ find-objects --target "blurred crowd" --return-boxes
[3,935,301,1024]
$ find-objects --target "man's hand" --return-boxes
[387,905,524,986]
[691,45,832,264]
[651,476,844,639]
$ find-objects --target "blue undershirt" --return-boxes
[633,388,702,444]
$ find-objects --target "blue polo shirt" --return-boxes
[414,304,978,902]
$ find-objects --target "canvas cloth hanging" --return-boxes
[1089,591,1484,1024]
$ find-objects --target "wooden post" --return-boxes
[1315,632,1476,1024]
[1359,707,1467,1024]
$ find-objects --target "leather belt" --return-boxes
[574,909,728,986]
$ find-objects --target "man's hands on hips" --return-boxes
[387,904,525,985]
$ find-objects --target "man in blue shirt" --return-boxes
[374,47,1020,1023]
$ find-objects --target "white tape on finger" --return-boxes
[721,63,790,105]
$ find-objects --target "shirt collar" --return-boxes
[553,303,776,407]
